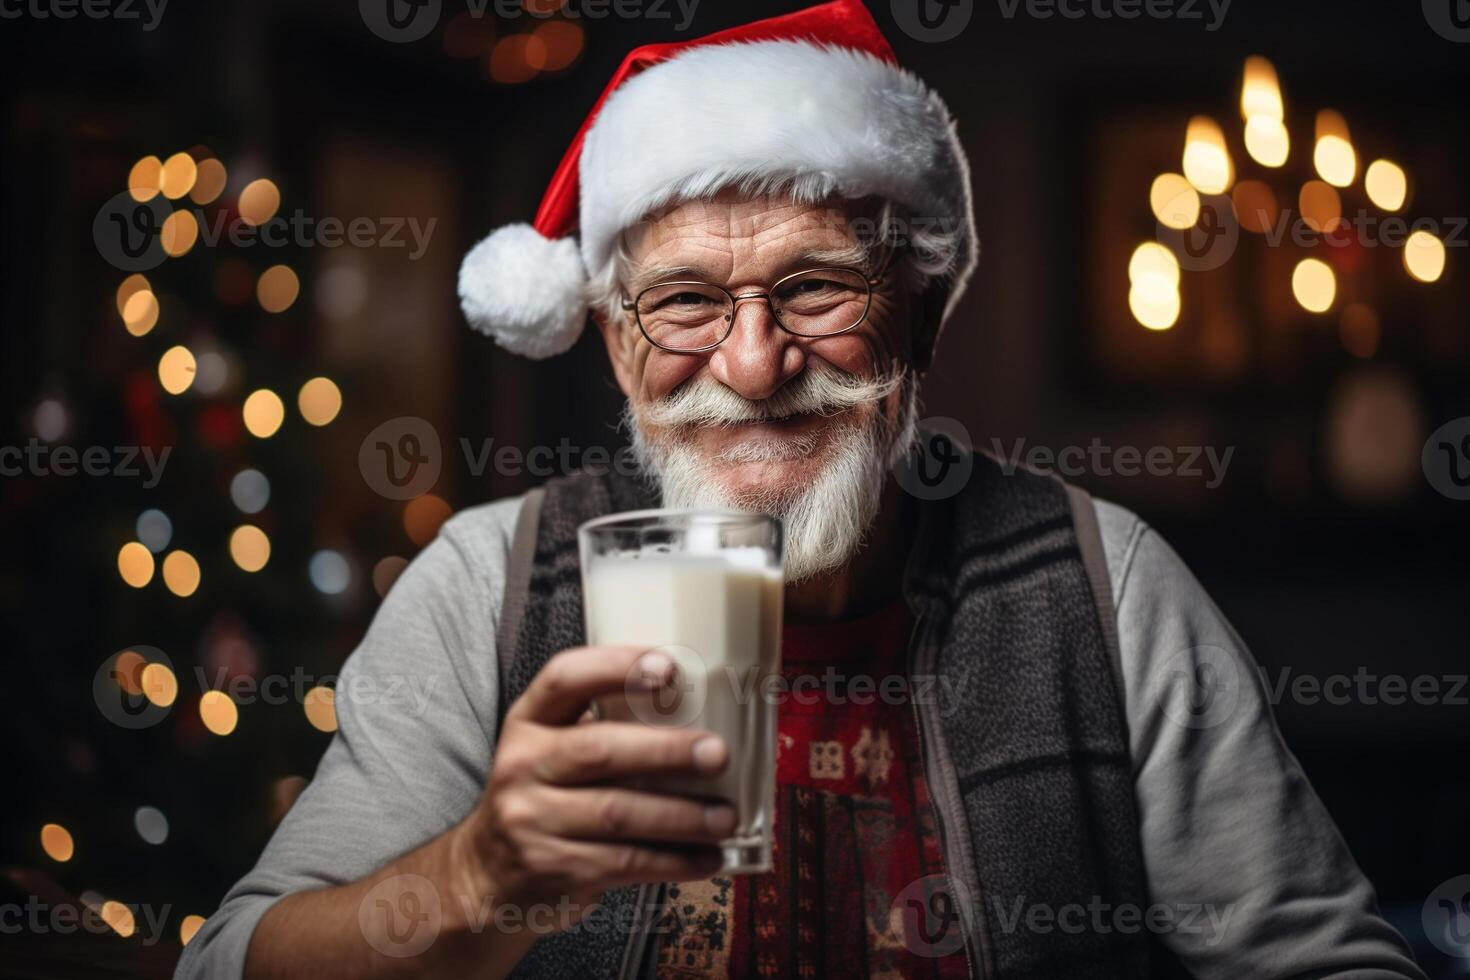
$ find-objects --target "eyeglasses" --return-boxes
[621,264,888,354]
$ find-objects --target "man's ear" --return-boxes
[907,281,950,373]
[593,309,636,399]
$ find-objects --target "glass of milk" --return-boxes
[578,509,783,874]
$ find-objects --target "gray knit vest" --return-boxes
[494,453,1153,978]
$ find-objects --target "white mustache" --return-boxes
[639,361,904,430]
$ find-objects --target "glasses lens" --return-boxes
[771,268,870,336]
[636,283,733,351]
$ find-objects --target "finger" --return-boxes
[556,839,725,891]
[508,646,675,726]
[527,785,738,844]
[532,722,728,785]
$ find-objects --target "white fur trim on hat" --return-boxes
[459,223,588,359]
[580,41,977,310]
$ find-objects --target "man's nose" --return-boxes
[706,296,805,401]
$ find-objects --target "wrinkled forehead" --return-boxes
[621,190,878,282]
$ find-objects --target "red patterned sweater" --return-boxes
[655,599,971,979]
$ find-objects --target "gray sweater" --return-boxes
[174,495,1424,979]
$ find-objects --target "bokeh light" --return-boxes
[229,524,271,572]
[303,686,338,732]
[1364,159,1407,211]
[158,345,197,395]
[243,389,286,438]
[230,469,272,514]
[1243,114,1289,168]
[1149,173,1199,230]
[256,265,300,313]
[162,550,201,597]
[116,274,151,317]
[40,823,74,862]
[237,178,281,226]
[118,542,155,588]
[100,901,136,938]
[1292,258,1336,313]
[141,662,178,708]
[372,556,408,597]
[1298,180,1342,234]
[160,209,199,257]
[128,156,163,201]
[191,158,228,205]
[159,152,198,199]
[1403,230,1445,283]
[180,915,206,946]
[309,550,351,595]
[297,377,342,426]
[1182,115,1233,195]
[122,289,160,337]
[136,509,173,553]
[404,494,453,546]
[134,806,169,845]
[199,691,239,736]
[1313,110,1356,188]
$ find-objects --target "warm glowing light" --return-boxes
[1128,242,1180,286]
[256,265,300,313]
[159,152,198,199]
[404,494,453,546]
[372,556,408,597]
[297,377,342,426]
[1313,110,1356,188]
[1128,278,1180,331]
[114,651,146,695]
[488,33,546,84]
[242,389,286,438]
[199,691,239,736]
[1239,56,1283,121]
[533,19,583,71]
[122,289,160,337]
[1182,116,1233,195]
[1231,181,1278,234]
[128,156,163,201]
[162,550,201,597]
[229,524,271,572]
[180,915,206,946]
[1149,173,1199,230]
[141,662,178,707]
[1243,115,1289,168]
[190,158,228,205]
[161,209,199,257]
[115,274,151,316]
[157,345,197,395]
[117,541,155,588]
[1298,181,1342,234]
[1404,230,1446,283]
[1292,258,1336,313]
[1364,159,1407,211]
[237,178,281,226]
[304,686,338,732]
[101,901,136,938]
[40,823,74,862]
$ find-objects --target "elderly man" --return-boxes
[177,2,1424,978]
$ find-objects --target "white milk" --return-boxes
[584,549,782,870]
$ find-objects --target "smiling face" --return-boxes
[597,190,926,581]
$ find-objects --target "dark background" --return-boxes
[2,0,1467,975]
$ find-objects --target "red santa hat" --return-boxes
[458,0,976,359]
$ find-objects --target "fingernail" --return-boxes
[692,736,727,773]
[637,651,674,689]
[703,804,737,835]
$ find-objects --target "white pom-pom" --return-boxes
[458,223,589,359]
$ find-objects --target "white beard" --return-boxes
[626,363,919,583]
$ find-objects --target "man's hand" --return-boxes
[452,645,734,913]
[244,646,731,980]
